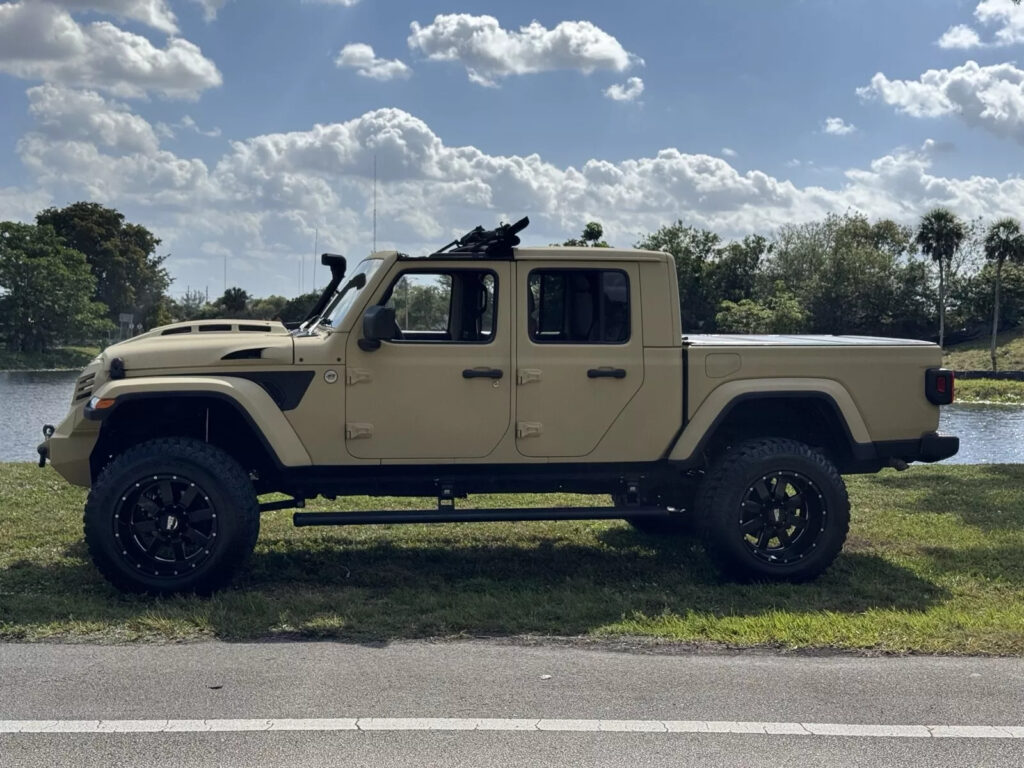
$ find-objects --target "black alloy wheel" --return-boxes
[85,437,260,595]
[738,471,825,565]
[114,474,220,578]
[698,438,850,582]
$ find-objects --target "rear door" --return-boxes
[515,262,644,457]
[344,263,512,460]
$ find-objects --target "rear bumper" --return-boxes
[874,432,960,465]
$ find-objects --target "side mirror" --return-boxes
[359,305,397,350]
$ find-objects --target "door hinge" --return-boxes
[516,421,543,439]
[345,423,374,440]
[346,368,373,385]
[517,368,542,385]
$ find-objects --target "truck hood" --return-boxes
[684,334,936,347]
[105,319,294,370]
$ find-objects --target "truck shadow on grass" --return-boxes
[1,525,949,643]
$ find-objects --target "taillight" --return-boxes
[926,368,954,405]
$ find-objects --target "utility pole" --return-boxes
[223,252,228,293]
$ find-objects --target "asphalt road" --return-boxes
[1,641,1022,767]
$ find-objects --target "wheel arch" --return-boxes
[669,379,876,473]
[88,377,311,485]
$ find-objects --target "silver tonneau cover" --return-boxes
[683,334,934,347]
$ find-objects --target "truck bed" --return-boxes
[683,334,934,347]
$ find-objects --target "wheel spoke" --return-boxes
[752,480,771,503]
[172,542,187,562]
[137,497,160,516]
[188,506,213,524]
[179,484,200,509]
[133,519,157,535]
[755,528,771,549]
[740,518,763,535]
[773,477,788,502]
[790,515,809,531]
[145,538,164,556]
[183,529,210,547]
[777,529,792,546]
[741,500,762,516]
[157,480,175,506]
[784,493,804,511]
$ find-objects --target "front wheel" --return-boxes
[697,438,850,582]
[84,437,260,595]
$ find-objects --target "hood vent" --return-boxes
[221,348,265,360]
[161,322,275,336]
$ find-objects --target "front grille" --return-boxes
[74,373,95,402]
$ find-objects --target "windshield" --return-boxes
[321,258,383,330]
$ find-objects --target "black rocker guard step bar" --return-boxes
[293,506,671,527]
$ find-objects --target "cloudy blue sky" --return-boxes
[2,0,1024,298]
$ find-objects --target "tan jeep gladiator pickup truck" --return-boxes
[38,217,958,594]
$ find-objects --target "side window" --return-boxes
[528,269,630,344]
[383,270,497,343]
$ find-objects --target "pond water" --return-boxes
[0,370,1019,465]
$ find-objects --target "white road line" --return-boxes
[0,719,1021,738]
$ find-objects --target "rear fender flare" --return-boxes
[669,378,871,463]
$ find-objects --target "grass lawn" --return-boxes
[954,378,1024,404]
[0,346,99,371]
[944,328,1024,372]
[1,463,1023,654]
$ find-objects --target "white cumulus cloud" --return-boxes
[937,23,983,49]
[26,83,160,154]
[858,60,1024,142]
[336,43,411,81]
[407,13,640,86]
[823,116,857,135]
[604,76,644,102]
[936,0,1024,49]
[0,1,222,98]
[58,0,178,32]
[8,103,1024,295]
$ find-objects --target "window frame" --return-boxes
[526,267,631,345]
[378,267,500,345]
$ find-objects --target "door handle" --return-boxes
[587,368,627,379]
[463,368,504,379]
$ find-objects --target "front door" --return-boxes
[515,262,644,458]
[344,263,512,460]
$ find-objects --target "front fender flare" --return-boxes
[87,376,312,467]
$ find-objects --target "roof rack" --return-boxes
[429,216,529,260]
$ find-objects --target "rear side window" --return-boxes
[527,269,630,343]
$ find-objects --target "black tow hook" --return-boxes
[37,424,55,468]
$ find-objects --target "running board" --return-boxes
[292,506,670,527]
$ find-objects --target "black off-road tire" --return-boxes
[84,438,260,595]
[613,494,695,536]
[697,438,850,582]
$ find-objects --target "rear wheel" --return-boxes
[697,438,849,582]
[84,438,260,595]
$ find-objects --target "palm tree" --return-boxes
[916,208,966,349]
[983,218,1024,371]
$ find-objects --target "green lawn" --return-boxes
[954,378,1024,404]
[944,328,1024,372]
[0,346,99,371]
[1,463,1023,654]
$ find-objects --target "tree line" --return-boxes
[2,202,1023,371]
